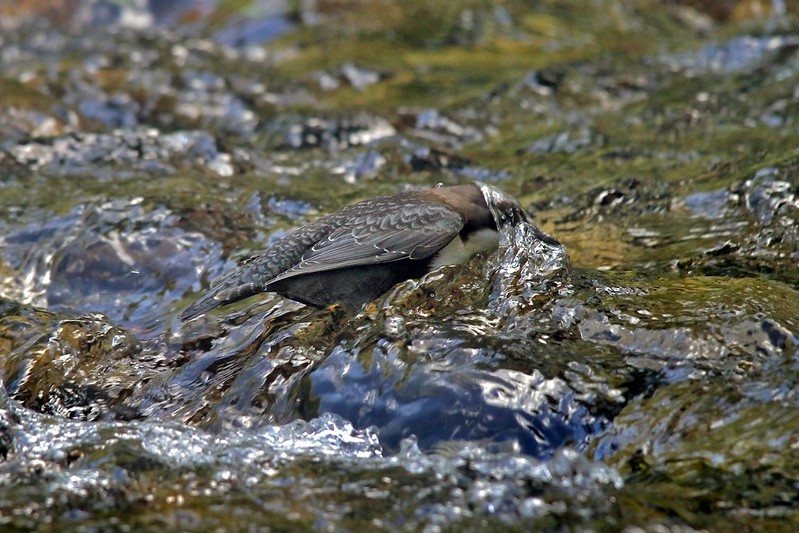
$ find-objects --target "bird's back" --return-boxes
[178,190,458,320]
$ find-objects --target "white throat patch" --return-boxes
[430,227,500,269]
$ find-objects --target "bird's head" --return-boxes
[475,182,532,229]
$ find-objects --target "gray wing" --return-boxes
[179,196,464,321]
[267,202,464,284]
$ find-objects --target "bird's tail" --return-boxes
[178,269,265,321]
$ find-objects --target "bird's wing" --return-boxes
[267,202,464,284]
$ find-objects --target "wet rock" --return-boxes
[0,0,153,32]
[174,71,259,137]
[662,34,799,74]
[0,107,75,143]
[78,92,140,130]
[409,147,471,171]
[667,164,799,282]
[591,371,799,524]
[520,126,599,155]
[314,69,341,91]
[314,63,387,91]
[557,178,670,226]
[336,149,387,183]
[520,69,566,96]
[679,188,729,219]
[408,108,483,148]
[407,146,511,182]
[703,240,739,256]
[264,195,316,221]
[5,129,235,176]
[282,115,395,150]
[340,63,384,90]
[736,166,798,226]
[0,302,142,420]
[212,13,293,47]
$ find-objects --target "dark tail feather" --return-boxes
[178,273,265,321]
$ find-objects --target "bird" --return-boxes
[178,182,533,321]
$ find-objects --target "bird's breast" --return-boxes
[429,227,499,270]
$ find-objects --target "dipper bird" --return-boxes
[179,182,531,321]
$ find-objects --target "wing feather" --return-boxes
[268,202,463,284]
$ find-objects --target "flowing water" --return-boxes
[1,1,798,530]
